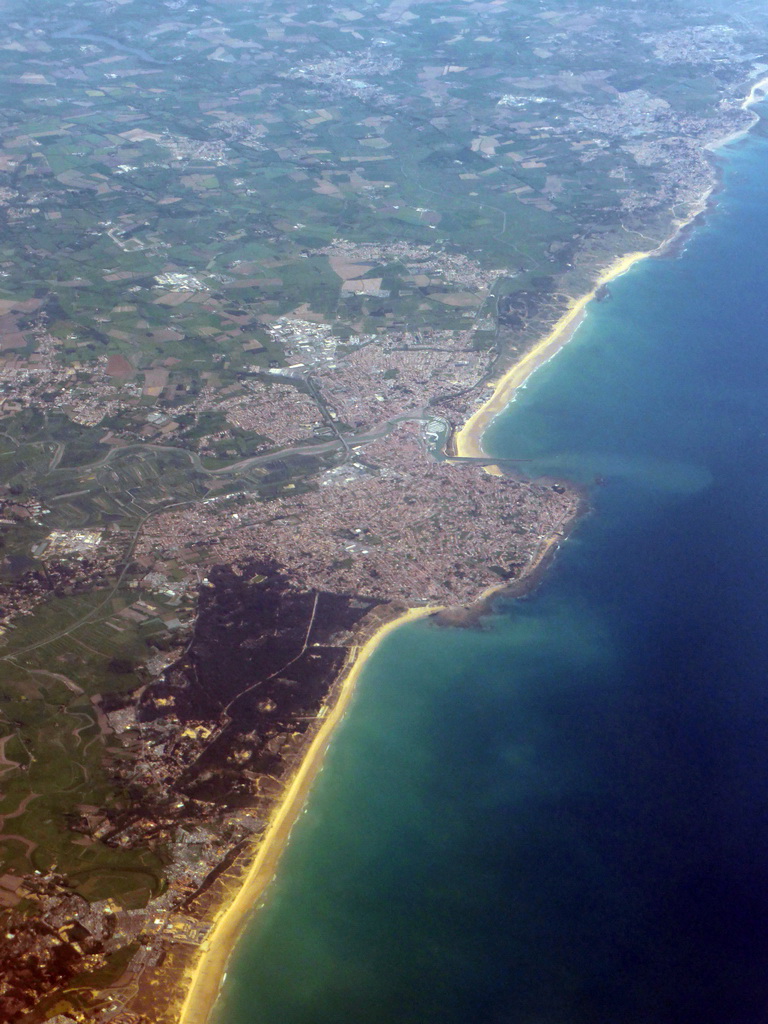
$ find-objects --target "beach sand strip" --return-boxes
[176,605,439,1024]
[173,72,768,1024]
[453,75,768,463]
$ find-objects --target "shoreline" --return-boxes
[453,74,768,462]
[436,491,589,628]
[175,512,577,1024]
[175,604,439,1024]
[452,250,651,459]
[173,73,768,1024]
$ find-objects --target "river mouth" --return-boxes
[214,123,768,1024]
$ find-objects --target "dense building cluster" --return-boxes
[0,0,765,1017]
[137,423,580,606]
[315,338,487,430]
[201,380,325,446]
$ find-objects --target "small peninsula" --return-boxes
[0,1,766,1022]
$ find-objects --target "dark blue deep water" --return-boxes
[215,127,768,1024]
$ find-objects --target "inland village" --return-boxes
[0,0,766,1021]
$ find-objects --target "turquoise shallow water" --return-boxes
[215,125,768,1024]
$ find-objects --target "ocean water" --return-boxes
[215,125,768,1024]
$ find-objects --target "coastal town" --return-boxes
[0,0,766,1020]
[137,422,580,607]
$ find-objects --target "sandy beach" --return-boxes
[453,75,768,463]
[176,605,438,1024]
[173,73,768,1024]
[453,250,652,460]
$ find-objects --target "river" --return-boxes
[213,118,768,1024]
